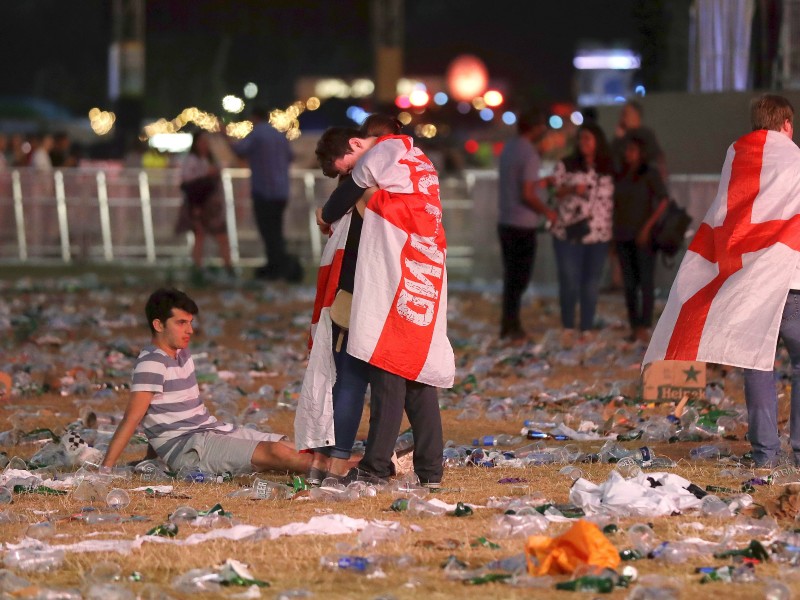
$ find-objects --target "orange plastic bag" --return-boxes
[526,519,620,575]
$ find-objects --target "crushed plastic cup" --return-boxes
[700,495,732,517]
[169,506,198,523]
[407,496,447,516]
[84,582,136,600]
[25,522,55,540]
[559,466,583,481]
[106,489,130,510]
[86,560,122,584]
[627,523,658,555]
[763,579,791,600]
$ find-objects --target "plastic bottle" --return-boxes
[407,496,448,516]
[689,444,731,460]
[169,506,198,522]
[394,431,414,454]
[319,555,375,574]
[0,486,12,504]
[472,434,516,447]
[3,547,66,571]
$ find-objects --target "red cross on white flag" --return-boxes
[644,129,800,371]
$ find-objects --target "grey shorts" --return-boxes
[170,427,286,475]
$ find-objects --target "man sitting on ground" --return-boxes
[102,287,310,476]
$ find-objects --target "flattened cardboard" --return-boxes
[642,360,706,402]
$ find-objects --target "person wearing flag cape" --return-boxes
[295,125,455,488]
[644,94,800,468]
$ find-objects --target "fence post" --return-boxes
[221,168,240,263]
[54,170,71,262]
[304,171,321,259]
[138,171,156,263]
[11,170,27,261]
[96,171,114,261]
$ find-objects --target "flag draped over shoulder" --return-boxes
[348,187,455,388]
[295,212,351,451]
[643,130,800,371]
[308,211,351,348]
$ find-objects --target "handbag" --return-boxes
[564,217,590,242]
[651,199,692,258]
[180,176,217,207]
[329,289,352,352]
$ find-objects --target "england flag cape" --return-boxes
[295,136,455,450]
[643,130,800,371]
[294,211,351,450]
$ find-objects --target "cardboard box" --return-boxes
[642,360,706,402]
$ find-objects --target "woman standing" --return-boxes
[613,134,669,342]
[550,122,615,341]
[176,131,234,283]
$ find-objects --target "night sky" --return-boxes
[0,0,641,118]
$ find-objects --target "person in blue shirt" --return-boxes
[231,107,302,282]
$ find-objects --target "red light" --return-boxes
[493,141,504,156]
[464,139,479,154]
[395,95,411,109]
[447,55,489,102]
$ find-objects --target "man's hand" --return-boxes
[315,207,331,235]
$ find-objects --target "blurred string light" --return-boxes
[88,107,115,135]
[456,102,471,114]
[635,85,646,96]
[269,100,307,140]
[414,123,437,138]
[501,111,517,126]
[479,108,494,121]
[471,96,487,110]
[433,92,448,105]
[397,112,412,125]
[549,115,563,129]
[314,78,375,99]
[306,96,321,110]
[395,95,412,109]
[226,120,253,138]
[570,111,584,126]
[222,95,245,114]
[243,82,258,99]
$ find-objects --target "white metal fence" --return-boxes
[0,166,719,282]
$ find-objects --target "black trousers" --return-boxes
[497,224,537,333]
[251,196,288,270]
[358,365,444,484]
[616,240,656,328]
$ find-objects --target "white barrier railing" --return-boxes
[0,166,718,279]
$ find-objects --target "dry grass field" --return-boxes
[0,270,797,599]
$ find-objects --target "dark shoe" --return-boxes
[282,256,304,283]
[253,264,281,281]
[338,467,387,486]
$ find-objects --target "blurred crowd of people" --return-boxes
[0,131,79,171]
[497,99,670,345]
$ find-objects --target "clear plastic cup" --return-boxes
[106,488,130,510]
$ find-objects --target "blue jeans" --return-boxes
[318,323,369,459]
[743,291,800,466]
[552,237,609,331]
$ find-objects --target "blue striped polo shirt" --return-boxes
[132,345,232,462]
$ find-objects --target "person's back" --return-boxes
[237,121,292,200]
[498,135,539,230]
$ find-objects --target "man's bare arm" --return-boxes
[101,391,154,468]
